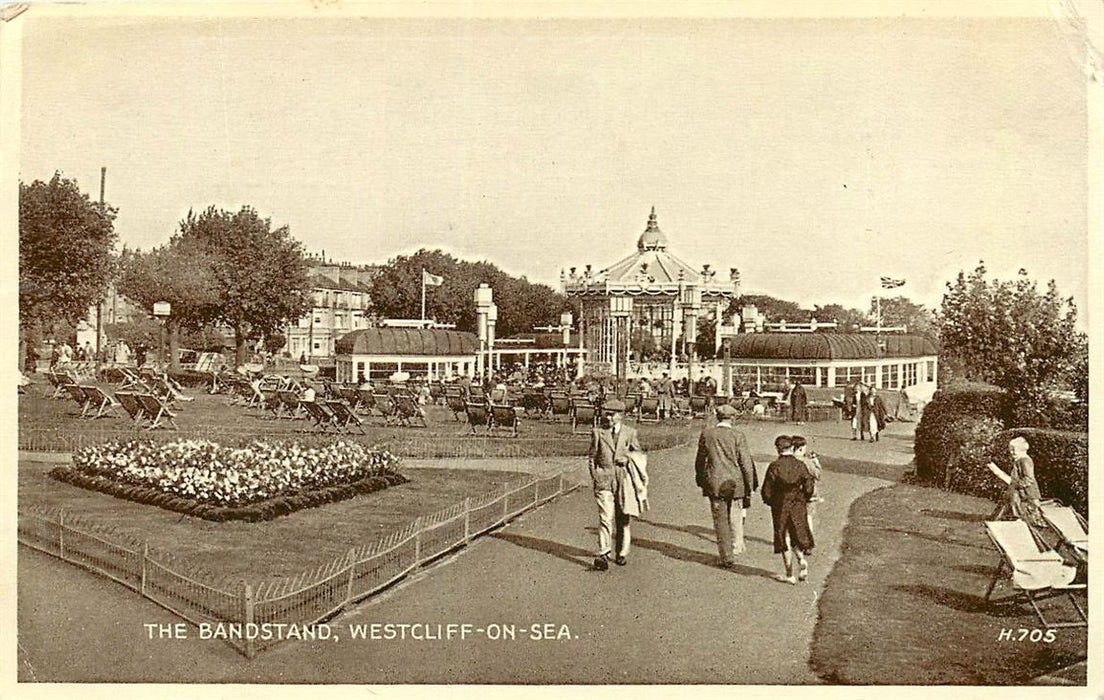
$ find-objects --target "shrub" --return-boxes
[991,428,1088,518]
[914,382,1008,484]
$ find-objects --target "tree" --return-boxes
[738,294,810,323]
[812,303,870,332]
[939,262,1082,426]
[177,206,312,366]
[872,295,937,339]
[369,248,569,335]
[19,173,117,364]
[117,240,221,369]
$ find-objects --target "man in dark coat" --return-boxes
[789,380,807,424]
[695,403,758,567]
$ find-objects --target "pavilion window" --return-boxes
[862,366,877,385]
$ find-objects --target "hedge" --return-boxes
[913,382,1008,484]
[913,383,1088,518]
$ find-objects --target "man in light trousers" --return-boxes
[588,399,642,570]
[694,403,758,567]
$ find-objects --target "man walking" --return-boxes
[656,372,675,420]
[695,403,758,567]
[589,398,643,570]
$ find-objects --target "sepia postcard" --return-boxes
[2,1,1101,699]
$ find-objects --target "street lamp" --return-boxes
[153,301,171,370]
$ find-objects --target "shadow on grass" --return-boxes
[880,527,992,551]
[891,584,1022,616]
[921,509,989,523]
[820,457,913,482]
[639,519,774,547]
[489,532,594,570]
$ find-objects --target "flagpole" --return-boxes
[421,270,426,321]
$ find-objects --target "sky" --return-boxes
[17,12,1090,317]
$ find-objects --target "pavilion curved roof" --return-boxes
[336,328,477,356]
[728,333,939,361]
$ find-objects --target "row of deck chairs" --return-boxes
[983,501,1088,629]
[459,401,521,437]
[59,384,180,430]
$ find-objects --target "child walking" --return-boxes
[791,435,823,534]
[761,435,816,584]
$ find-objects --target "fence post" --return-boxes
[344,549,356,607]
[463,497,472,542]
[413,518,422,565]
[57,511,66,560]
[532,477,539,506]
[140,543,149,595]
[558,472,564,496]
[242,582,256,660]
[502,484,510,522]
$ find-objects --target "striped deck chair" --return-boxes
[63,384,92,416]
[688,395,709,418]
[302,400,337,432]
[115,391,146,425]
[79,385,121,419]
[136,392,179,431]
[327,400,367,434]
[983,520,1086,628]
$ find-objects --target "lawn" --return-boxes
[20,458,535,583]
[811,482,1087,685]
[19,378,693,458]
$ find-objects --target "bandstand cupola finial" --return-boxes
[637,206,668,251]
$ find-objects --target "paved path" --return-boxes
[18,418,915,683]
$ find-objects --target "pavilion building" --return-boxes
[562,208,740,377]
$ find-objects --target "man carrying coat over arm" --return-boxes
[695,403,758,568]
[589,398,645,571]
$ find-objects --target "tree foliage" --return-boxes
[812,303,870,332]
[738,294,810,323]
[176,206,312,365]
[369,248,570,336]
[938,262,1084,426]
[873,295,937,339]
[19,173,117,332]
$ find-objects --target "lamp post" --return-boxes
[152,301,171,370]
[681,284,701,396]
[474,284,493,381]
[609,296,633,396]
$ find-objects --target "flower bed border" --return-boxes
[48,465,409,522]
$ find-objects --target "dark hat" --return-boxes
[603,399,627,413]
[716,403,737,418]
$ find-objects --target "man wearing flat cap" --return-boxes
[589,398,644,570]
[695,403,758,567]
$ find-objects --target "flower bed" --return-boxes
[49,438,408,522]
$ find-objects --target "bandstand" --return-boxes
[562,208,740,382]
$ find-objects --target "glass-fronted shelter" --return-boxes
[726,332,939,394]
[335,328,478,382]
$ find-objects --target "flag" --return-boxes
[880,276,905,289]
[422,270,444,287]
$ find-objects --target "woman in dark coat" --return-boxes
[789,380,807,424]
[761,435,816,584]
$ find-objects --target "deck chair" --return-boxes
[275,390,303,419]
[394,394,428,427]
[983,520,1086,628]
[491,404,521,437]
[623,393,641,417]
[429,383,445,405]
[445,391,467,421]
[519,390,546,416]
[136,392,179,431]
[639,396,661,423]
[327,400,367,434]
[1035,501,1088,576]
[48,372,78,399]
[356,389,378,415]
[80,385,121,419]
[302,400,337,432]
[571,399,597,434]
[373,392,396,422]
[115,391,146,425]
[465,401,490,435]
[689,395,709,418]
[549,392,571,422]
[63,384,92,416]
